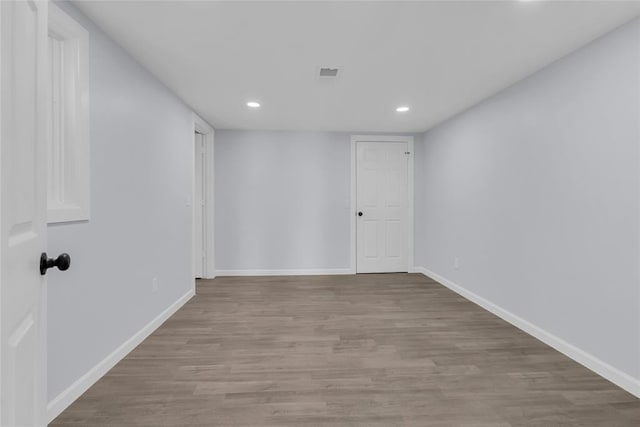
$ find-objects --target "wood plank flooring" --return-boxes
[51,274,640,426]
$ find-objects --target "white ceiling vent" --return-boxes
[317,66,341,80]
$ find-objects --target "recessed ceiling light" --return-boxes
[247,101,260,108]
[396,106,410,113]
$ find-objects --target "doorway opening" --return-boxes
[192,115,215,280]
[194,131,206,278]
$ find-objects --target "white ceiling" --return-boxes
[73,0,640,133]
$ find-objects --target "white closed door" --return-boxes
[356,141,409,273]
[1,0,49,425]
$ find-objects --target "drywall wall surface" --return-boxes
[215,130,419,272]
[47,1,195,401]
[415,19,640,379]
[215,130,351,271]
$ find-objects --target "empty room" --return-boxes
[1,0,639,426]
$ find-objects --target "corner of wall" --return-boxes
[412,267,640,399]
[46,289,195,423]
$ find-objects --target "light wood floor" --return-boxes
[52,274,639,426]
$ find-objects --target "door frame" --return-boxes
[192,114,215,280]
[350,135,414,274]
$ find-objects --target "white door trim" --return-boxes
[193,114,215,280]
[350,135,414,274]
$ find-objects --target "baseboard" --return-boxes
[46,288,195,423]
[215,268,353,277]
[414,266,640,399]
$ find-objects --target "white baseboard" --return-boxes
[46,289,195,423]
[414,266,640,399]
[215,268,353,277]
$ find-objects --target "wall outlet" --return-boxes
[454,257,460,270]
[152,277,159,293]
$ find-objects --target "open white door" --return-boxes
[356,140,411,273]
[1,0,49,425]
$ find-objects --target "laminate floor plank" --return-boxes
[51,273,639,426]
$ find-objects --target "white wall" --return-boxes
[216,130,421,273]
[215,131,352,273]
[47,1,195,408]
[415,18,640,392]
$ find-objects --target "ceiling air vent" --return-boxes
[317,66,341,81]
[319,67,339,77]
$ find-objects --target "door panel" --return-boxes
[385,220,402,258]
[1,0,48,425]
[363,220,378,258]
[356,141,409,273]
[7,315,37,425]
[361,170,378,207]
[385,170,403,207]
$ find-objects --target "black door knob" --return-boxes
[40,252,71,275]
[358,211,363,217]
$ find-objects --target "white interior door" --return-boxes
[1,0,49,425]
[356,141,409,273]
[193,132,205,278]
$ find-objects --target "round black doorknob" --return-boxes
[56,253,71,271]
[40,252,71,275]
[358,211,363,217]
